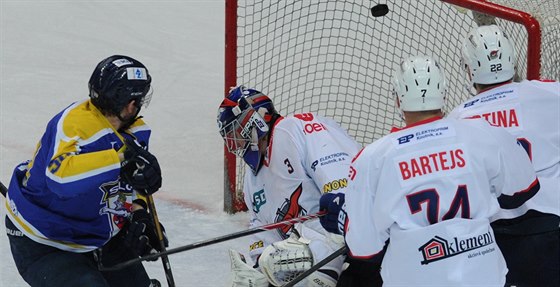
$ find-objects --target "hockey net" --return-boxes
[224,0,560,213]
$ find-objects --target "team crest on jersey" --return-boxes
[418,229,495,265]
[98,180,134,229]
[274,184,306,239]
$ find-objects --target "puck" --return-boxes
[371,4,389,17]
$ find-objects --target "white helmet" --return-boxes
[392,55,447,112]
[462,25,515,85]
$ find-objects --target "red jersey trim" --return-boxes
[390,116,443,133]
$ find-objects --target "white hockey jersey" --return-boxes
[448,80,560,219]
[243,113,360,266]
[344,116,539,286]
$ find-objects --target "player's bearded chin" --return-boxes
[119,107,141,131]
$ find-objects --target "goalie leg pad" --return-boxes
[229,249,269,287]
[258,236,314,286]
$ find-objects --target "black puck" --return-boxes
[371,4,389,17]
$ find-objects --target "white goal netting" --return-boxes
[225,0,560,212]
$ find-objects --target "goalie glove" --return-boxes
[258,233,314,286]
[228,249,269,287]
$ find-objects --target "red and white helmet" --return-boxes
[462,25,515,85]
[392,55,447,112]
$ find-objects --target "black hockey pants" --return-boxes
[5,216,152,287]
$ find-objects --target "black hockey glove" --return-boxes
[123,208,169,258]
[120,137,162,195]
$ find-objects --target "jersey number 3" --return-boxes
[406,185,471,225]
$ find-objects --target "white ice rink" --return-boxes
[0,1,252,286]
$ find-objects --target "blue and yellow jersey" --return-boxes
[5,99,151,252]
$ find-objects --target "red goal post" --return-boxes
[223,0,560,213]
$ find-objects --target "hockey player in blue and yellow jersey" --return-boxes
[4,55,165,287]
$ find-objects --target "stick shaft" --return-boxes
[1,181,7,196]
[147,195,176,287]
[100,211,325,271]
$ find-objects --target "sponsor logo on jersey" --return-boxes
[249,240,264,251]
[480,90,513,103]
[322,178,348,193]
[418,229,495,264]
[463,90,513,108]
[398,149,466,180]
[463,99,479,108]
[311,160,319,171]
[252,189,266,213]
[311,152,350,171]
[303,122,327,134]
[398,134,414,144]
[274,184,306,239]
[294,113,328,134]
[294,113,314,122]
[466,108,519,128]
[394,126,453,149]
[414,126,449,141]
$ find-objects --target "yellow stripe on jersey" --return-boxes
[46,100,138,180]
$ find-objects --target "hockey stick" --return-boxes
[146,195,176,287]
[99,211,326,271]
[282,245,347,287]
[0,181,7,197]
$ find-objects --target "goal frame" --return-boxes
[223,0,547,213]
[442,0,542,80]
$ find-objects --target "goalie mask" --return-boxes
[392,55,447,113]
[217,86,278,175]
[462,25,515,85]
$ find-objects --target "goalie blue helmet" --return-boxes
[88,55,152,118]
[217,86,278,175]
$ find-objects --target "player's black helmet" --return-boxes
[88,55,152,117]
